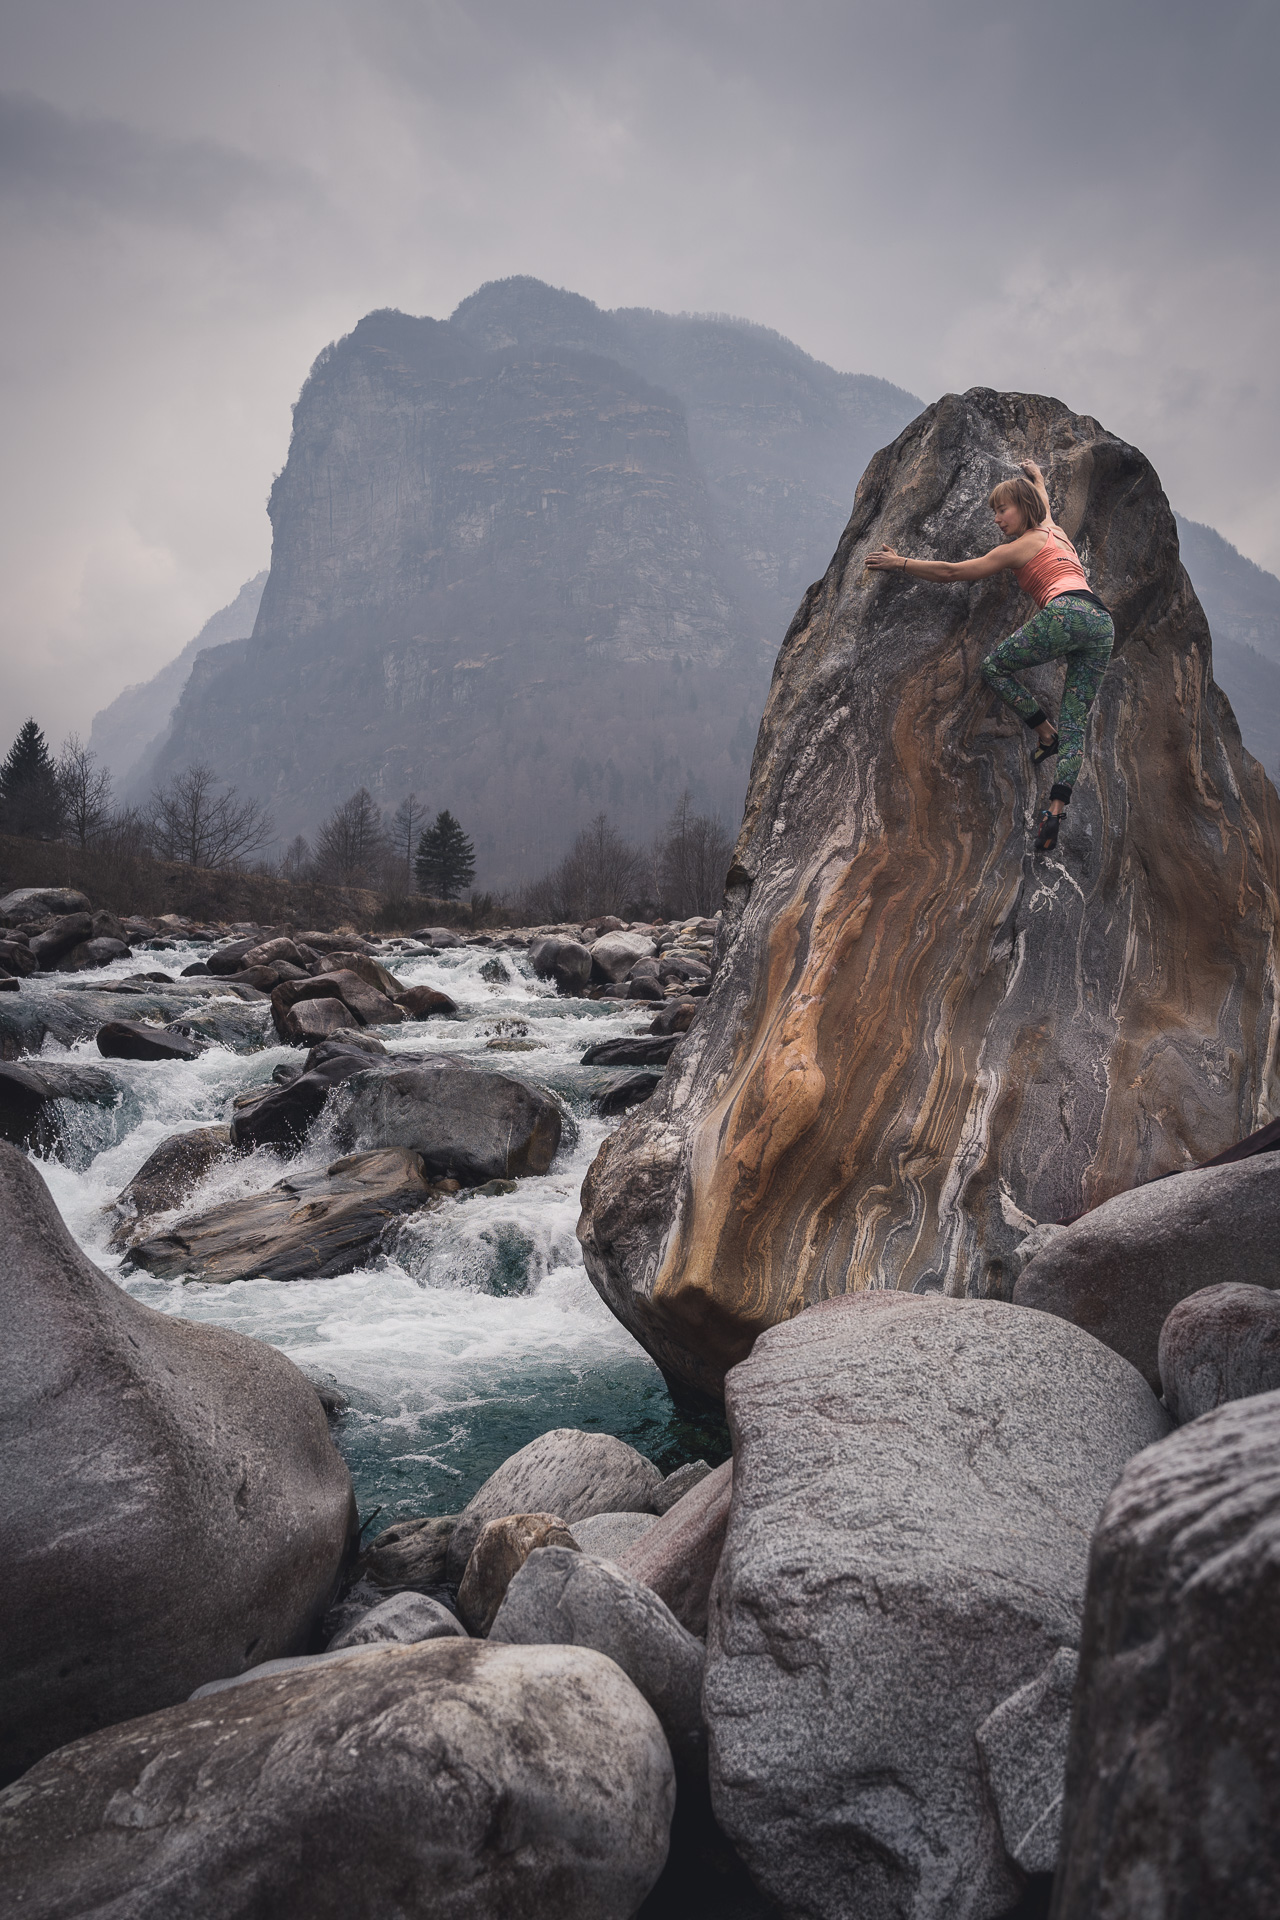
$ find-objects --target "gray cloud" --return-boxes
[0,0,1276,747]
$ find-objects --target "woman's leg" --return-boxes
[980,607,1063,729]
[1053,606,1115,792]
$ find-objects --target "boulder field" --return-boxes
[579,387,1280,1404]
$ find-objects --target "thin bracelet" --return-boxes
[901,558,909,573]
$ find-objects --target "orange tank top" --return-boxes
[1013,526,1092,609]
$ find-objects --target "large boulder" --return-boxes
[129,1148,442,1283]
[317,950,406,998]
[446,1428,665,1582]
[619,1458,732,1638]
[1157,1279,1280,1423]
[491,1545,707,1775]
[0,1641,675,1919]
[327,1591,466,1648]
[1014,1156,1280,1390]
[0,886,90,921]
[0,1142,356,1785]
[228,1048,375,1152]
[578,390,1280,1405]
[108,1124,235,1249]
[334,1058,563,1185]
[1052,1389,1280,1918]
[0,1060,122,1163]
[30,911,92,968]
[0,939,36,978]
[580,1034,678,1068]
[457,1512,579,1635]
[396,983,459,1019]
[703,1293,1170,1920]
[590,931,656,982]
[530,936,593,995]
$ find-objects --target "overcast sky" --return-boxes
[2,0,1277,744]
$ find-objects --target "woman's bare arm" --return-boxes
[1020,460,1053,521]
[865,533,1043,580]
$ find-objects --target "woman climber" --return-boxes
[864,460,1113,853]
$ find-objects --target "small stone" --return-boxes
[327,1591,466,1648]
[457,1512,579,1636]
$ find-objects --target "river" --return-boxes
[30,939,722,1533]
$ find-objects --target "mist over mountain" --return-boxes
[141,278,920,888]
[90,572,266,788]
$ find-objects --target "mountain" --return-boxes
[144,279,921,887]
[90,573,266,790]
[1175,515,1280,778]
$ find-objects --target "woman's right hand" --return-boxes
[865,545,903,572]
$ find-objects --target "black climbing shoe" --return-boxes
[1034,808,1060,853]
[1032,730,1059,766]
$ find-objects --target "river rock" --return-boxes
[108,1124,235,1248]
[319,950,406,997]
[241,935,310,971]
[595,1071,662,1116]
[419,926,463,947]
[304,1030,389,1070]
[0,885,90,921]
[0,939,36,978]
[95,1018,205,1062]
[0,1059,121,1161]
[355,1515,459,1593]
[703,1293,1171,1920]
[328,1591,467,1648]
[619,1459,732,1637]
[396,983,459,1019]
[30,911,92,967]
[229,1048,376,1152]
[129,1148,442,1282]
[272,971,403,1038]
[0,1142,356,1785]
[1053,1389,1280,1918]
[581,1034,679,1068]
[591,931,656,982]
[334,1057,563,1184]
[165,1000,271,1051]
[531,936,593,994]
[491,1545,706,1775]
[457,1513,579,1636]
[279,994,355,1045]
[446,1429,665,1584]
[0,1640,674,1919]
[1014,1156,1280,1390]
[578,389,1280,1405]
[653,1458,711,1512]
[1157,1280,1280,1423]
[650,998,699,1035]
[573,1510,658,1558]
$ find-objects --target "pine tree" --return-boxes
[414,810,476,900]
[0,720,65,839]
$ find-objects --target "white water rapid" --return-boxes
[30,941,718,1533]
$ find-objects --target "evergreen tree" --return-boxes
[0,719,65,839]
[415,810,476,900]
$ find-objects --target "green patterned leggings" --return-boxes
[980,596,1114,792]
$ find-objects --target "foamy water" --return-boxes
[27,941,716,1528]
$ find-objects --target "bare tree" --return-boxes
[313,788,388,886]
[518,813,644,921]
[149,763,272,870]
[390,792,427,893]
[57,734,114,847]
[279,833,312,881]
[658,790,733,917]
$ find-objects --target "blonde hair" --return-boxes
[988,474,1047,533]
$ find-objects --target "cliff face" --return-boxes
[578,389,1280,1405]
[148,281,920,883]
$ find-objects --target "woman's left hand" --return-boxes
[865,546,904,572]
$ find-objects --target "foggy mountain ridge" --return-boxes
[108,283,1280,883]
[89,570,266,787]
[139,277,922,888]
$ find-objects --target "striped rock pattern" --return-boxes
[579,388,1280,1404]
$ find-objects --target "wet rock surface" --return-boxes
[95,1018,205,1061]
[703,1293,1170,1920]
[334,1056,563,1184]
[579,389,1280,1403]
[129,1148,443,1283]
[0,1640,675,1920]
[0,1059,121,1160]
[1014,1157,1280,1390]
[108,1124,235,1249]
[1158,1280,1280,1422]
[581,1034,679,1068]
[1053,1389,1280,1919]
[447,1427,665,1582]
[0,1142,356,1786]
